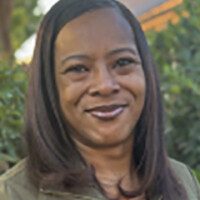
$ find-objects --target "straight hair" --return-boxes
[24,0,188,199]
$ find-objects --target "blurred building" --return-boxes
[120,0,183,31]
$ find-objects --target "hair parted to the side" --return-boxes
[24,0,188,199]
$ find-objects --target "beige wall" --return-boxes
[119,0,167,16]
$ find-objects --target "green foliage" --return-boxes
[194,170,200,183]
[0,0,41,172]
[194,170,200,182]
[146,1,200,170]
[11,0,42,51]
[0,61,27,170]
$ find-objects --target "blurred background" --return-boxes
[0,0,200,181]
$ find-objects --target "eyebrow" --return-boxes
[61,47,138,65]
[61,54,89,65]
[106,47,138,58]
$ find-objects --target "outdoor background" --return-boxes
[0,0,199,181]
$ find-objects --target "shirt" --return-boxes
[0,159,200,200]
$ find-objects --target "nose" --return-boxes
[88,67,120,97]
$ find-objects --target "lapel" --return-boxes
[38,185,162,200]
[38,185,106,200]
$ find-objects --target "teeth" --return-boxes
[90,107,124,119]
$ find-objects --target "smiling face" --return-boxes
[55,8,146,149]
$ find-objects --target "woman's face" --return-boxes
[55,8,145,148]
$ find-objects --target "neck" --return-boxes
[74,137,143,200]
[75,137,134,184]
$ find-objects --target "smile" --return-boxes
[85,104,127,120]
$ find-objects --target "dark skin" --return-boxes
[55,8,146,200]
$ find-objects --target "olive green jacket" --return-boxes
[0,159,200,200]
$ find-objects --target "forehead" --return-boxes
[55,8,136,56]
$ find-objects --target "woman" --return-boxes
[0,0,199,199]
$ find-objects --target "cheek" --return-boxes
[136,76,146,97]
[119,72,146,97]
[59,87,78,109]
[57,79,88,108]
[132,69,146,94]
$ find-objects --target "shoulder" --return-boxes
[0,160,104,200]
[0,159,38,200]
[169,158,200,199]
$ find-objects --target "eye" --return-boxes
[62,64,89,74]
[114,58,137,68]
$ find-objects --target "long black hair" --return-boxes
[25,0,188,199]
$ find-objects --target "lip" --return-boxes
[85,104,127,120]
